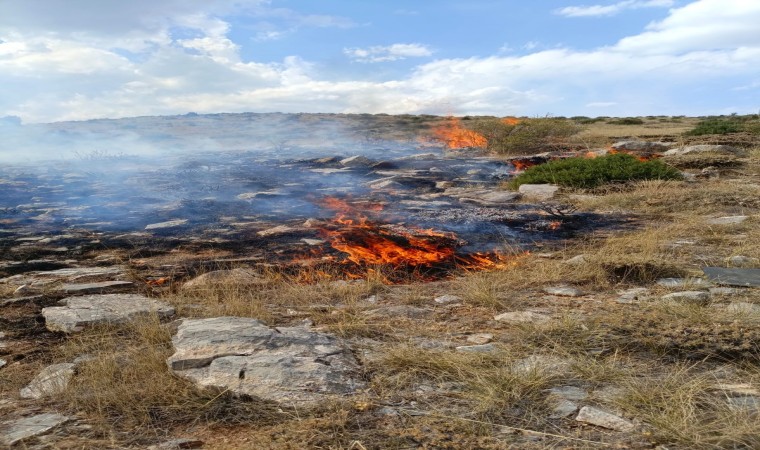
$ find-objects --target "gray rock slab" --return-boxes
[167,317,365,406]
[703,267,760,287]
[518,184,559,201]
[575,406,635,432]
[43,294,175,333]
[20,363,76,399]
[543,286,584,297]
[434,294,462,305]
[661,291,711,305]
[549,399,579,419]
[0,413,70,446]
[455,343,496,353]
[61,280,134,295]
[145,219,188,230]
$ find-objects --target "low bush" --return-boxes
[508,153,683,189]
[685,118,743,135]
[466,116,582,155]
[607,117,645,125]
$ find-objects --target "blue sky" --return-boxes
[0,0,758,122]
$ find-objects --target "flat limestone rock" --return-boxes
[575,406,635,432]
[61,280,134,295]
[706,215,749,225]
[494,310,551,323]
[703,267,760,287]
[167,317,365,406]
[543,286,584,297]
[43,294,175,333]
[20,363,76,399]
[661,291,711,305]
[0,413,70,446]
[145,219,188,230]
[518,184,559,201]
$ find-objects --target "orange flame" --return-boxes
[432,117,488,149]
[501,117,521,126]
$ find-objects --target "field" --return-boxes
[1,113,759,449]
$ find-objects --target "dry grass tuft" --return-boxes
[615,366,760,448]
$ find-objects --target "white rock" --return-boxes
[661,291,710,305]
[494,311,551,324]
[43,294,175,333]
[434,294,462,304]
[167,317,364,406]
[466,333,493,345]
[575,406,635,432]
[0,413,70,446]
[543,286,584,297]
[20,363,76,399]
[145,219,188,230]
[518,184,559,201]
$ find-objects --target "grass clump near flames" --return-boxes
[508,153,683,188]
[464,116,583,155]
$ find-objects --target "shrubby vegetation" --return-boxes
[509,153,683,189]
[607,117,645,125]
[465,116,582,155]
[685,114,760,135]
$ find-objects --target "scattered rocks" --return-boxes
[661,291,711,305]
[575,406,635,432]
[543,286,584,297]
[518,184,559,201]
[0,413,70,446]
[19,363,76,399]
[167,317,365,406]
[145,219,188,231]
[706,215,749,225]
[43,294,175,333]
[494,310,551,324]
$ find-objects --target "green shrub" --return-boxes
[508,153,683,189]
[466,116,582,155]
[607,117,645,125]
[685,119,742,135]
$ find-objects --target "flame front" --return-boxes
[432,117,488,149]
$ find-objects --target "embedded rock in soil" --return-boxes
[167,317,365,406]
[42,294,175,333]
[543,286,584,297]
[20,363,76,399]
[703,267,760,287]
[0,413,70,446]
[661,291,711,305]
[575,406,635,432]
[706,215,749,225]
[60,280,134,295]
[494,310,551,324]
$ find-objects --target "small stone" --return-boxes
[656,278,711,288]
[455,343,496,353]
[434,294,462,304]
[466,333,493,345]
[575,406,635,432]
[706,216,749,225]
[494,311,550,324]
[546,386,588,401]
[549,399,578,419]
[145,219,188,230]
[0,413,70,446]
[661,291,710,305]
[543,286,584,297]
[0,359,6,369]
[518,184,559,201]
[564,255,587,266]
[616,287,650,304]
[20,363,76,399]
[728,255,759,268]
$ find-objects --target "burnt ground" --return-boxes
[1,113,759,449]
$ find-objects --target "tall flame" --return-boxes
[432,117,488,149]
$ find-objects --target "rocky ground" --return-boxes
[1,114,759,449]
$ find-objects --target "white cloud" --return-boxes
[344,43,433,63]
[555,0,675,17]
[1,0,760,122]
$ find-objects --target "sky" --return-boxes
[0,0,759,123]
